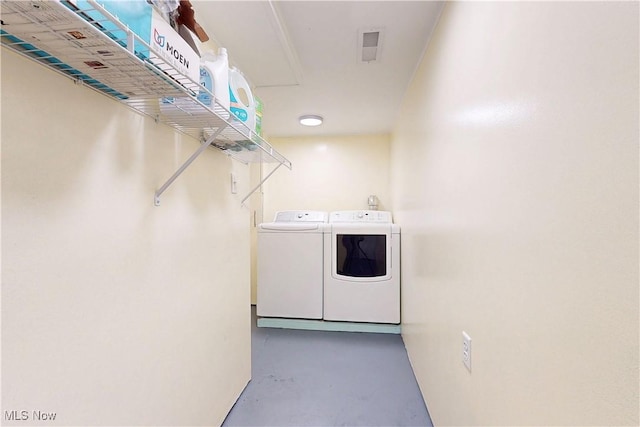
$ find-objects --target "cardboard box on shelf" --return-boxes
[74,0,200,86]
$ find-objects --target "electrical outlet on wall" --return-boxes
[462,331,472,372]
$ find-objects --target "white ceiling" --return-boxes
[193,1,444,137]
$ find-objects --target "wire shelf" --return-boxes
[0,0,291,168]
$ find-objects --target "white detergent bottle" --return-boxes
[198,47,230,119]
[229,66,256,135]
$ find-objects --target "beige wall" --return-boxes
[391,2,639,426]
[2,51,251,426]
[263,134,391,221]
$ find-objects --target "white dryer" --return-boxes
[257,211,328,319]
[323,210,400,324]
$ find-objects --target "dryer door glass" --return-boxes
[336,234,387,278]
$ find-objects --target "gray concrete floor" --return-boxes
[222,307,432,427]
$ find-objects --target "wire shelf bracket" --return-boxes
[154,129,224,206]
[240,162,284,206]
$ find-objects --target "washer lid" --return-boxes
[273,210,328,223]
[259,223,325,232]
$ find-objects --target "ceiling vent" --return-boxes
[358,28,384,63]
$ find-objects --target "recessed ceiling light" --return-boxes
[299,115,323,126]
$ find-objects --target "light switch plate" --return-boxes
[230,173,237,194]
[462,331,472,372]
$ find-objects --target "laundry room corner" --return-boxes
[2,0,637,425]
[261,134,391,218]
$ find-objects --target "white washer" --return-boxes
[257,211,328,319]
[323,210,400,324]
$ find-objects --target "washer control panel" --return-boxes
[329,210,392,223]
[274,211,329,223]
